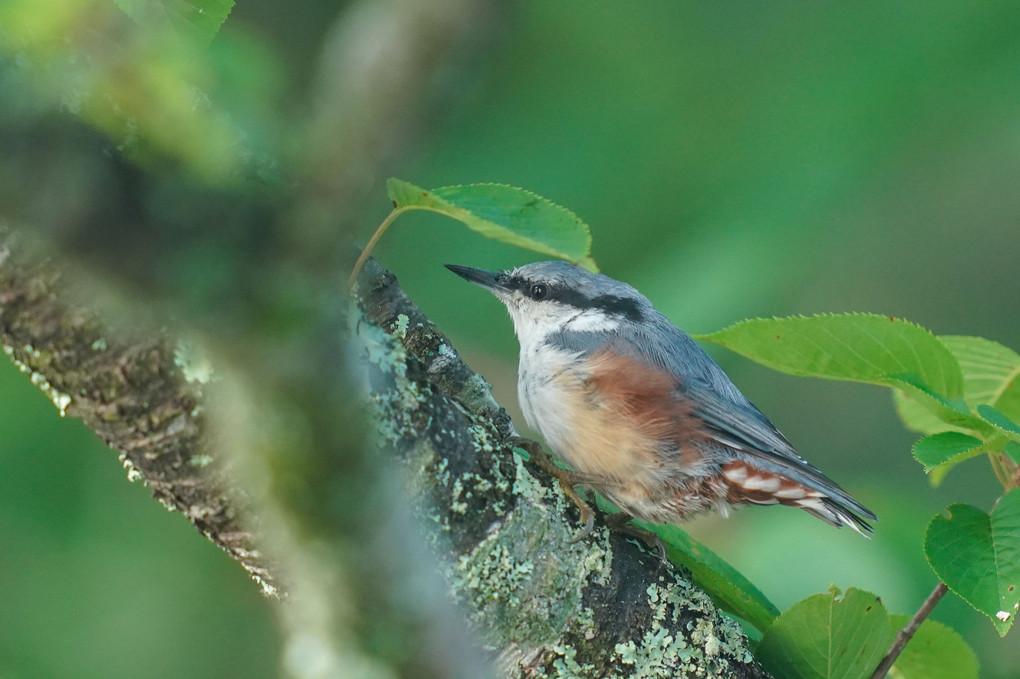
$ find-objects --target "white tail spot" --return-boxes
[795,497,826,512]
[742,475,781,493]
[723,465,748,482]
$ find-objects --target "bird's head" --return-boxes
[445,261,648,346]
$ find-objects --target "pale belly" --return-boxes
[518,358,661,485]
[517,346,727,522]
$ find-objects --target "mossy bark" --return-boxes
[354,258,770,679]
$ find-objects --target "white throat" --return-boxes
[503,300,621,352]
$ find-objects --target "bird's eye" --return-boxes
[530,283,548,300]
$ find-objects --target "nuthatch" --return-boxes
[446,261,876,537]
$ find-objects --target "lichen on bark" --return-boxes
[353,258,769,679]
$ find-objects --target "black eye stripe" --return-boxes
[550,289,644,322]
[591,294,644,322]
[501,272,643,322]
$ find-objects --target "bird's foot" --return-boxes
[507,436,667,561]
[603,512,668,564]
[509,436,598,538]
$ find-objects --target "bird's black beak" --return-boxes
[444,264,506,293]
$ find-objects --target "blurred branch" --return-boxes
[0,229,280,594]
[292,0,498,250]
[1,1,767,676]
[2,0,507,675]
[0,223,491,677]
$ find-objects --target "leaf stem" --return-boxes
[347,206,411,289]
[998,450,1019,489]
[989,449,1013,490]
[870,581,949,679]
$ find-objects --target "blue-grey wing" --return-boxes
[605,314,877,523]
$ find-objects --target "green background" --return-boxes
[3,0,1020,676]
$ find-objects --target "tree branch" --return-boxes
[0,230,280,595]
[354,257,769,678]
[870,581,948,679]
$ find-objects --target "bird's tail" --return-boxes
[799,496,876,538]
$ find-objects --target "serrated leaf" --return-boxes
[638,521,779,633]
[995,375,1020,424]
[881,376,985,432]
[114,0,235,43]
[927,463,956,488]
[756,586,891,679]
[892,382,990,484]
[697,314,963,400]
[896,335,1020,437]
[976,404,1020,444]
[923,488,1020,636]
[386,178,598,271]
[887,615,979,679]
[911,432,985,472]
[941,336,1020,421]
[892,390,961,437]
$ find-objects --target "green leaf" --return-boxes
[638,521,779,633]
[892,390,961,437]
[697,314,963,399]
[995,375,1020,424]
[896,336,1020,437]
[941,336,1020,421]
[891,380,990,484]
[911,432,985,473]
[923,488,1020,636]
[386,178,598,271]
[927,464,956,488]
[881,376,985,432]
[976,404,1020,444]
[756,586,891,679]
[114,0,235,43]
[887,615,979,679]
[1005,441,1020,465]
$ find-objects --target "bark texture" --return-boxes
[0,231,279,595]
[354,258,769,679]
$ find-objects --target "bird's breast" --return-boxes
[518,345,707,484]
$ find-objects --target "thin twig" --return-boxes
[870,581,949,679]
[998,450,1020,489]
[989,449,1012,489]
[348,207,406,288]
[348,205,439,288]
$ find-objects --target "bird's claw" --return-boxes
[509,436,598,535]
[623,526,669,566]
[507,436,668,559]
[568,510,597,543]
[604,512,669,565]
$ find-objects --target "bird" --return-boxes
[446,260,876,538]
